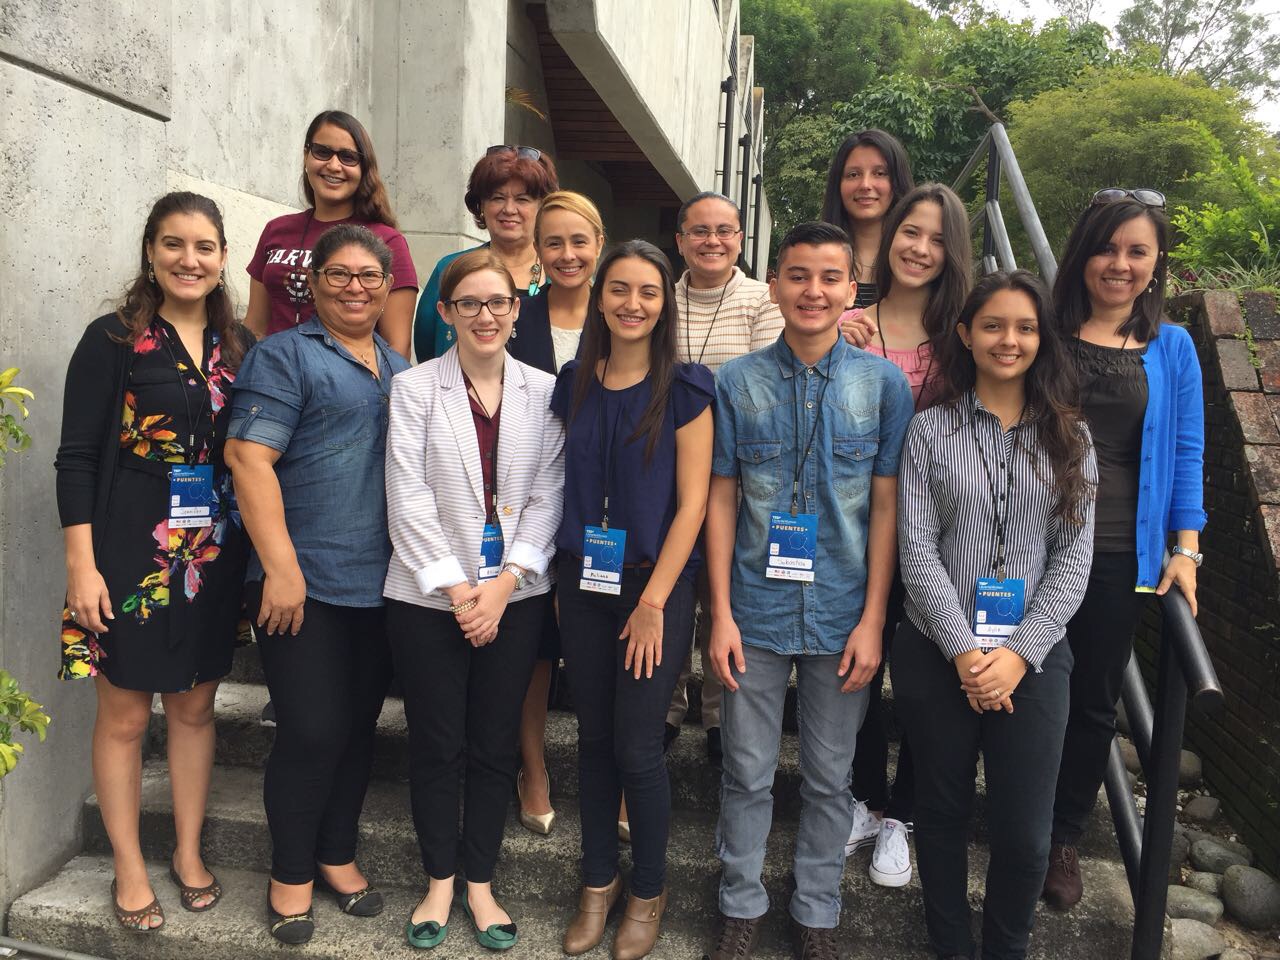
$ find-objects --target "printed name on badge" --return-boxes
[973,576,1026,649]
[478,522,504,582]
[168,464,215,529]
[581,525,626,595]
[766,512,818,583]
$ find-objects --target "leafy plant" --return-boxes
[0,367,33,469]
[0,671,50,777]
[1170,154,1280,291]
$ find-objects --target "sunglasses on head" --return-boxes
[306,142,363,168]
[486,144,543,162]
[1091,188,1165,209]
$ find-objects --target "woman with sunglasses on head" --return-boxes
[225,225,411,944]
[1042,189,1205,912]
[553,241,713,960]
[504,190,606,838]
[384,249,565,951]
[896,270,1096,960]
[244,110,419,358]
[413,145,560,363]
[841,183,972,890]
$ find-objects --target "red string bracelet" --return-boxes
[639,596,664,612]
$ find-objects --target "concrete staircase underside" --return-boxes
[9,652,1137,959]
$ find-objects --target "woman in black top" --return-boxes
[55,191,252,931]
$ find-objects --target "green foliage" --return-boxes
[1170,155,1280,290]
[0,670,50,778]
[0,367,33,469]
[1006,68,1277,255]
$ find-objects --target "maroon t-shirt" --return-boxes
[246,210,419,336]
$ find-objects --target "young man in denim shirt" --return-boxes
[705,222,913,959]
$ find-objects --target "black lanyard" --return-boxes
[464,371,502,524]
[684,279,730,365]
[789,346,835,516]
[969,394,1024,579]
[595,357,628,530]
[156,321,212,467]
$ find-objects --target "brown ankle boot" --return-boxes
[612,888,667,960]
[563,875,622,955]
[1042,842,1083,910]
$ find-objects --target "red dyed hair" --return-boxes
[463,150,560,228]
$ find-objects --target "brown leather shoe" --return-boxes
[612,888,667,960]
[1042,842,1083,910]
[708,913,762,959]
[790,919,839,960]
[564,875,623,955]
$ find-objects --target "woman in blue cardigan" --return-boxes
[1042,190,1206,910]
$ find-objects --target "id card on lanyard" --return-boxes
[159,323,214,529]
[467,373,506,582]
[969,398,1026,649]
[581,366,628,595]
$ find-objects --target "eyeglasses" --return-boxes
[317,267,387,289]
[306,142,364,168]
[682,226,742,241]
[444,296,517,318]
[486,144,543,162]
[1091,188,1166,209]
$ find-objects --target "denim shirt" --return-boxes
[227,317,410,607]
[712,334,913,655]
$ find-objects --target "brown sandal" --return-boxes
[111,879,165,931]
[169,860,223,912]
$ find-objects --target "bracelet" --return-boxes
[450,598,478,614]
[638,596,664,612]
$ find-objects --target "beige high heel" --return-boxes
[517,767,556,835]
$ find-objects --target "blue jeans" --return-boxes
[717,644,869,928]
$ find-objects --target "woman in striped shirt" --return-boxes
[895,270,1096,960]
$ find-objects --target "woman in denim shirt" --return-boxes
[225,224,410,945]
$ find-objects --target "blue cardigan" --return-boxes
[1132,322,1207,589]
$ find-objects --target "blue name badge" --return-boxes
[974,577,1026,649]
[581,525,626,595]
[478,522,505,582]
[766,512,818,582]
[168,464,215,529]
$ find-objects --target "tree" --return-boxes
[1115,0,1280,96]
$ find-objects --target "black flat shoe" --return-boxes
[316,874,384,917]
[266,881,314,945]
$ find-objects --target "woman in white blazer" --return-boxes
[383,248,566,952]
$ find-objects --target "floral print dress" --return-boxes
[59,320,249,691]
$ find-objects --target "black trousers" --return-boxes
[851,572,915,820]
[895,620,1072,960]
[248,582,392,885]
[557,557,695,899]
[1052,551,1147,844]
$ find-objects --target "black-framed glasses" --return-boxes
[1091,188,1166,209]
[682,226,742,241]
[486,144,543,162]
[318,267,387,289]
[444,296,517,318]
[306,142,364,168]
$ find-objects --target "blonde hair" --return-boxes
[439,248,517,302]
[535,190,606,245]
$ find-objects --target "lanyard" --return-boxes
[683,279,730,365]
[969,394,1024,579]
[595,357,628,530]
[463,371,502,523]
[156,321,212,466]
[789,346,834,516]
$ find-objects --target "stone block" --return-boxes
[1244,291,1280,338]
[1183,796,1221,823]
[1191,838,1252,873]
[1256,341,1280,393]
[1180,750,1203,788]
[1234,393,1280,444]
[1219,950,1254,960]
[1222,864,1280,929]
[1166,884,1224,924]
[1186,871,1223,896]
[1220,338,1261,391]
[1252,446,1280,507]
[1169,917,1227,960]
[1204,290,1246,337]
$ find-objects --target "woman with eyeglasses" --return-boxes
[225,224,411,945]
[384,249,565,950]
[412,145,560,363]
[243,110,419,359]
[1041,189,1205,912]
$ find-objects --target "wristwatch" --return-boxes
[503,564,528,589]
[1171,545,1204,567]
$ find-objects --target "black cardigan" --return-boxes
[506,286,557,375]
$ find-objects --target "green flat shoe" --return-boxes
[406,917,448,949]
[463,897,518,951]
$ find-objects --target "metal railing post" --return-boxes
[719,74,736,198]
[1103,738,1143,902]
[984,137,1000,267]
[750,172,763,278]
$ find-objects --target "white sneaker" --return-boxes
[869,817,912,887]
[844,799,881,857]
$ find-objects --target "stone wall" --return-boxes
[1136,291,1280,875]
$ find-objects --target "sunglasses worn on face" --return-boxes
[307,142,364,168]
[1091,188,1166,209]
[486,144,543,162]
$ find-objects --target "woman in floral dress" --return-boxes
[55,191,252,932]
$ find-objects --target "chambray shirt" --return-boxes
[227,317,410,607]
[712,335,913,655]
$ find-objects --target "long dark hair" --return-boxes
[936,270,1091,523]
[820,129,915,236]
[874,183,973,345]
[301,110,398,228]
[117,191,245,370]
[571,240,679,462]
[1053,198,1168,343]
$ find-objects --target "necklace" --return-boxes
[684,275,731,365]
[528,260,542,296]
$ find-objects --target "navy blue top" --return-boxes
[552,360,714,579]
[228,317,411,607]
[507,285,556,375]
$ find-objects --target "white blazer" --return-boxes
[383,348,566,610]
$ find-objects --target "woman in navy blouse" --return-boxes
[552,240,713,960]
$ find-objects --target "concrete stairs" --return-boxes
[9,649,1137,959]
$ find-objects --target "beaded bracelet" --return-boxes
[450,598,478,615]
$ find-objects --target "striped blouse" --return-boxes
[674,268,784,372]
[897,393,1097,671]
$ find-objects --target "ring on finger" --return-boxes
[68,609,79,623]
